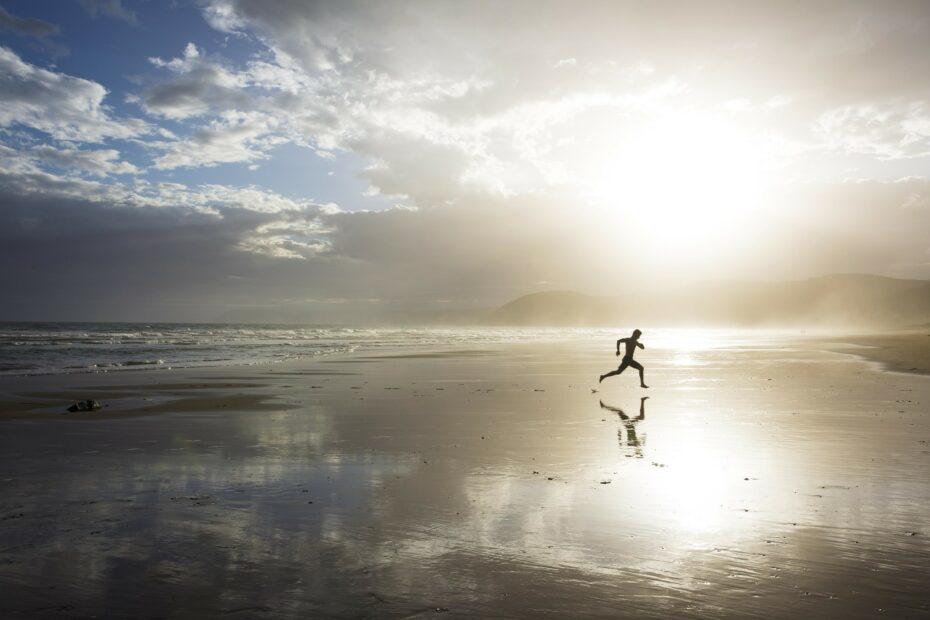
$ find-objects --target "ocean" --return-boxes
[0,322,805,377]
[0,322,628,376]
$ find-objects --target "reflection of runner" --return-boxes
[600,397,648,458]
[599,329,648,387]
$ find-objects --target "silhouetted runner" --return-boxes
[599,329,648,387]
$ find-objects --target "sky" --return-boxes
[1,0,930,322]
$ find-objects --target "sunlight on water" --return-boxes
[660,437,734,534]
[650,328,725,352]
[670,352,698,366]
[646,327,793,352]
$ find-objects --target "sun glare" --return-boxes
[588,110,771,254]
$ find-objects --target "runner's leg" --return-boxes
[600,359,630,383]
[629,360,647,388]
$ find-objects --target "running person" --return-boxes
[599,329,648,387]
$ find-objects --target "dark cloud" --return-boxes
[0,4,59,37]
[142,44,253,119]
[2,169,928,322]
[0,179,344,321]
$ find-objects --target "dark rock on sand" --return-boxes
[66,400,102,413]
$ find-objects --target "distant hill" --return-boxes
[488,291,618,326]
[488,274,930,327]
[216,274,930,327]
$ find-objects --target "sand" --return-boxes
[0,334,929,618]
[824,330,930,375]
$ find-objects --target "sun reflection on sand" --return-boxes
[670,352,697,366]
[656,435,735,534]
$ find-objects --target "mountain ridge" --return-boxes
[487,274,930,327]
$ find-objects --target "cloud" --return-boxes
[79,0,138,25]
[0,154,344,317]
[0,45,149,142]
[0,144,328,217]
[27,145,139,177]
[5,1,930,320]
[141,43,252,119]
[0,142,137,181]
[200,1,246,34]
[4,168,930,322]
[151,110,283,169]
[162,4,699,203]
[0,4,59,37]
[188,0,930,193]
[237,218,332,259]
[816,102,930,160]
[0,145,142,202]
[0,170,352,320]
[139,43,319,169]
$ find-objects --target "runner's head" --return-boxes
[632,329,642,339]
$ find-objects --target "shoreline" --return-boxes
[0,344,507,420]
[3,330,929,421]
[821,331,930,376]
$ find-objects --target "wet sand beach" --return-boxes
[1,334,929,618]
[824,331,930,376]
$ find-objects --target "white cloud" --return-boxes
[28,145,139,177]
[158,4,695,202]
[200,0,247,34]
[183,0,930,208]
[816,102,930,160]
[238,219,332,259]
[0,45,148,142]
[152,110,283,169]
[180,183,324,214]
[0,144,328,217]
